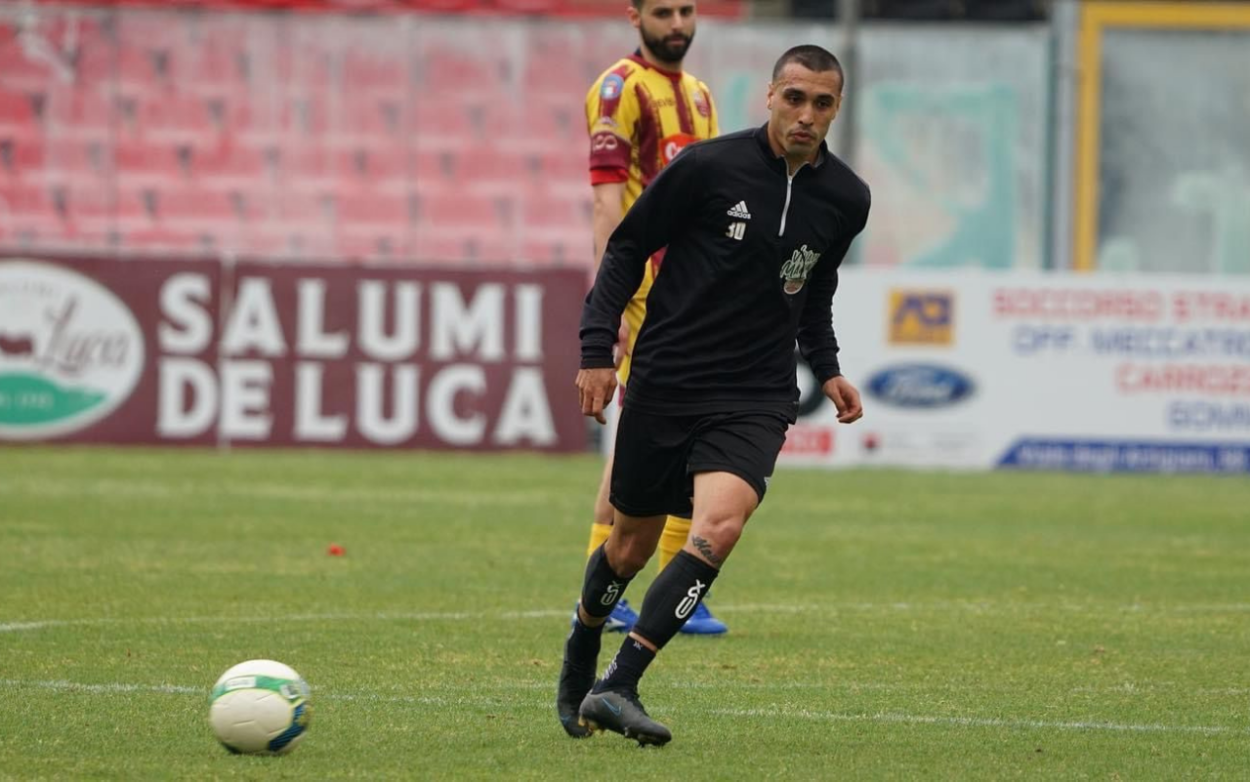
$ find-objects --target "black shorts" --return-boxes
[610,406,791,518]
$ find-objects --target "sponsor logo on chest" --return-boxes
[661,133,698,164]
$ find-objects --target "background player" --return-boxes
[578,0,727,637]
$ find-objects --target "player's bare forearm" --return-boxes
[575,368,618,425]
[822,375,864,424]
[591,182,626,269]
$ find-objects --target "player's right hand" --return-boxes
[576,368,618,425]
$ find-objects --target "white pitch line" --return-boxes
[0,477,563,508]
[1,678,1245,738]
[0,609,570,634]
[710,707,1249,737]
[8,600,1250,635]
[0,679,498,708]
[0,679,201,695]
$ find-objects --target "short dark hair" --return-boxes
[632,0,689,9]
[771,45,844,90]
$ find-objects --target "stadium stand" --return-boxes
[0,0,753,263]
[794,0,1047,20]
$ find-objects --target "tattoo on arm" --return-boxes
[691,536,723,566]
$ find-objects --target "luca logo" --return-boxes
[779,245,821,294]
[0,261,145,439]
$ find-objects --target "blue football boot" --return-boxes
[678,602,727,635]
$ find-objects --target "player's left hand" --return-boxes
[576,368,618,425]
[822,375,863,424]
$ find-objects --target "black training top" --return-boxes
[579,123,871,416]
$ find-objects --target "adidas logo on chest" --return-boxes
[726,201,752,220]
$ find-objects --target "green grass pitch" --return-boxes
[1,447,1248,779]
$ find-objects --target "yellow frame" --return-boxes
[1073,2,1250,271]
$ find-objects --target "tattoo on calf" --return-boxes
[691,535,724,566]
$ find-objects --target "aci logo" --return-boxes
[866,364,975,409]
[0,261,145,439]
[889,290,954,345]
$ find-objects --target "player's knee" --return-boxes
[614,545,652,577]
[605,535,654,577]
[593,498,615,526]
[693,512,747,554]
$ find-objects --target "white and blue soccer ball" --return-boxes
[209,659,312,755]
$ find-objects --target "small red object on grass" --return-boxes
[327,544,346,556]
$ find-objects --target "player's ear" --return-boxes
[766,81,775,110]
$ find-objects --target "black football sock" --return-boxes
[631,551,720,650]
[595,635,656,694]
[580,544,635,621]
[564,614,602,665]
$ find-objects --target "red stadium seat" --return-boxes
[534,147,590,186]
[414,227,516,265]
[111,137,183,177]
[520,193,589,230]
[518,96,579,142]
[340,50,409,95]
[334,191,409,225]
[457,148,533,189]
[156,186,240,224]
[117,224,205,252]
[0,3,673,263]
[335,228,410,262]
[519,233,592,267]
[0,88,42,131]
[408,0,485,11]
[416,44,510,97]
[491,0,561,13]
[59,88,114,130]
[0,134,47,173]
[413,102,473,139]
[191,140,270,183]
[337,96,406,138]
[0,182,55,220]
[413,191,502,228]
[410,149,455,182]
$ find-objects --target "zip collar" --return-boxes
[753,122,827,176]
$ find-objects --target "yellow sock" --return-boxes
[657,516,691,572]
[586,522,612,560]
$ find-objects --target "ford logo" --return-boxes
[866,364,975,409]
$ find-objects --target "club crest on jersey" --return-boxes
[601,74,625,101]
[780,245,822,294]
[692,89,710,118]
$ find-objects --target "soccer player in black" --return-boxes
[557,44,871,746]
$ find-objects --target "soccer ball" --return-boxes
[209,659,312,755]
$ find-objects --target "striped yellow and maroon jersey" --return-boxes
[585,53,719,213]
